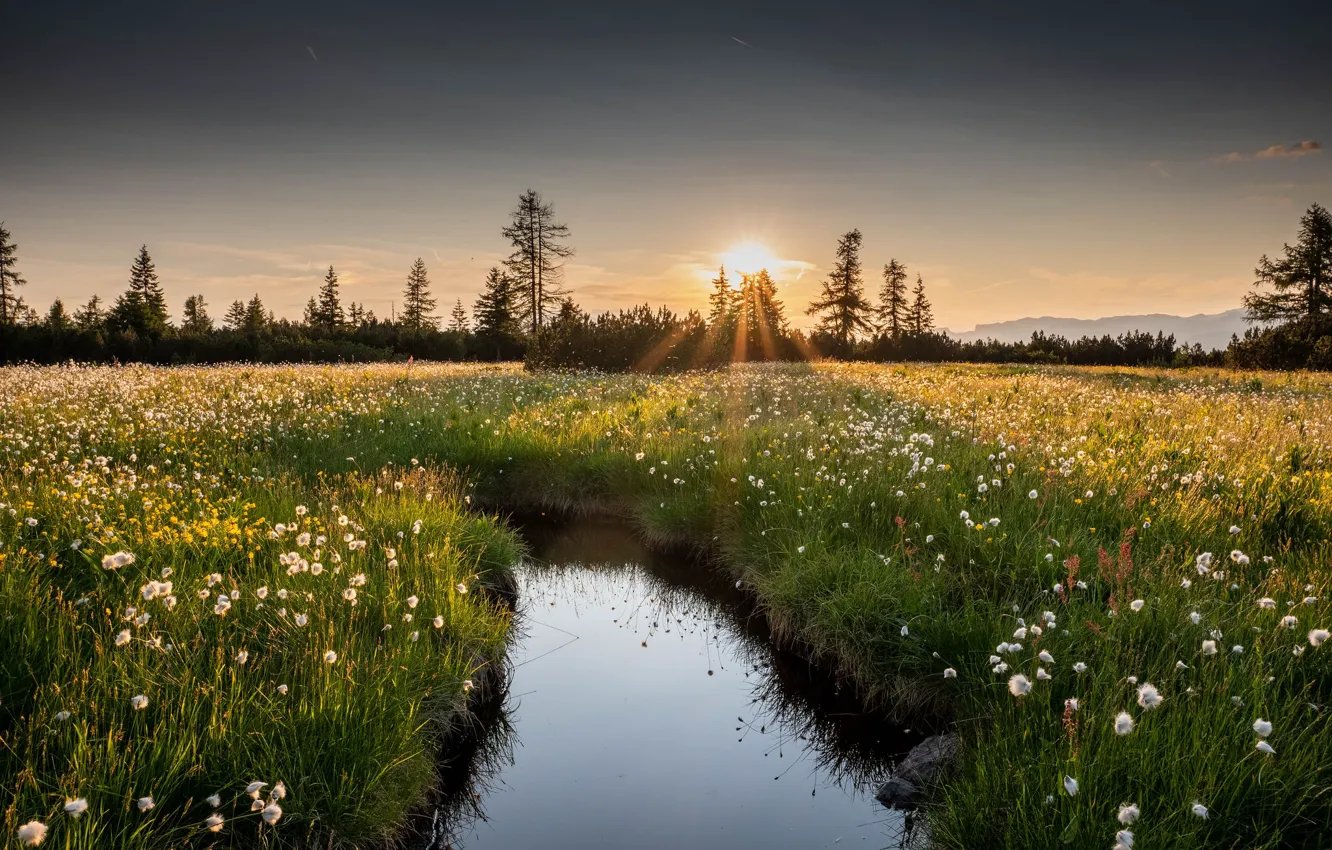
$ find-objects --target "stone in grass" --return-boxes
[875,732,960,808]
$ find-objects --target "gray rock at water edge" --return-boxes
[875,732,960,808]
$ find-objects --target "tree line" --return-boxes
[5,196,1326,371]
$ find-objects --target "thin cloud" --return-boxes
[1148,160,1171,177]
[1215,140,1321,163]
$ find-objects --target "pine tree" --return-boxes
[0,222,28,326]
[73,295,105,333]
[878,258,909,338]
[448,299,469,333]
[224,300,248,331]
[110,245,170,338]
[45,299,71,332]
[347,302,366,327]
[707,266,739,326]
[907,274,934,335]
[244,294,268,332]
[738,269,789,360]
[502,189,574,336]
[806,228,873,357]
[1244,203,1332,323]
[400,258,438,331]
[314,266,343,329]
[473,266,522,359]
[181,294,213,334]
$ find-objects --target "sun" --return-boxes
[720,241,780,277]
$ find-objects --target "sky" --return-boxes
[4,0,1331,331]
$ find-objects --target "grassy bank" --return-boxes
[4,362,1332,848]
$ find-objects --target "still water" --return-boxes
[425,518,923,849]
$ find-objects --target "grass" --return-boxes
[2,361,1331,848]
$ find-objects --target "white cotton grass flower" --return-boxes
[1038,650,1055,663]
[1062,775,1078,796]
[1190,611,1202,624]
[1036,668,1052,681]
[1282,615,1298,629]
[324,650,338,663]
[901,625,909,637]
[1029,490,1039,499]
[1201,640,1218,656]
[205,813,225,832]
[17,821,47,846]
[1117,803,1140,824]
[261,803,282,825]
[245,781,267,798]
[250,799,265,812]
[433,615,444,628]
[206,794,222,808]
[1114,829,1135,850]
[101,551,135,570]
[64,797,89,817]
[1253,718,1273,736]
[1191,801,1209,819]
[463,679,475,692]
[136,795,155,811]
[1114,711,1135,735]
[942,667,957,679]
[1008,674,1032,697]
[115,629,131,647]
[130,694,149,710]
[1258,597,1276,610]
[1256,740,1276,755]
[1310,628,1330,647]
[455,583,468,594]
[271,781,287,800]
[277,684,289,695]
[1073,662,1088,674]
[1136,683,1163,710]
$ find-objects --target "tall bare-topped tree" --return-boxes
[401,257,438,331]
[1245,203,1332,323]
[878,258,909,338]
[0,222,28,326]
[313,266,344,329]
[110,245,170,338]
[502,189,574,336]
[907,273,934,335]
[448,298,469,333]
[806,228,873,357]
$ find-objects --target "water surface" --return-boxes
[427,518,922,849]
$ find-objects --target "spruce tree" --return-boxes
[502,189,574,336]
[401,258,438,331]
[448,299,469,333]
[181,294,213,334]
[707,266,738,325]
[73,295,105,333]
[473,267,521,359]
[46,299,71,332]
[244,294,268,332]
[347,302,366,327]
[738,269,788,360]
[110,245,170,338]
[907,274,934,335]
[224,300,248,331]
[878,258,909,338]
[315,266,343,329]
[806,228,873,357]
[1244,203,1332,323]
[0,222,28,326]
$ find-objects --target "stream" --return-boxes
[423,517,925,849]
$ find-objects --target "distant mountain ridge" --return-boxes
[949,308,1253,351]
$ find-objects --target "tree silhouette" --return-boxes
[224,300,248,331]
[806,228,873,357]
[73,295,105,333]
[181,294,213,334]
[502,189,574,336]
[110,245,169,338]
[0,222,28,326]
[1244,203,1332,323]
[448,299,469,333]
[907,274,934,335]
[738,269,789,360]
[45,299,70,332]
[473,267,523,359]
[878,258,909,339]
[401,258,438,331]
[313,266,344,329]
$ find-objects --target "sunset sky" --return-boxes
[5,0,1331,331]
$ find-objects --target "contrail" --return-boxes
[731,36,752,48]
[306,45,319,63]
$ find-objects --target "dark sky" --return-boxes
[5,0,1331,327]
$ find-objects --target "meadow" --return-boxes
[2,361,1330,849]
